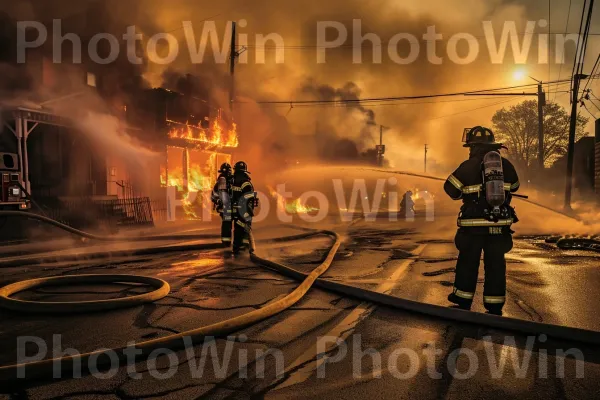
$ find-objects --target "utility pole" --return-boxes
[564,73,589,210]
[595,118,600,204]
[424,144,428,173]
[537,82,546,170]
[376,125,387,167]
[465,76,545,171]
[229,21,236,113]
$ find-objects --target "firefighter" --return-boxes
[400,190,415,219]
[211,163,234,244]
[444,126,520,315]
[231,161,256,254]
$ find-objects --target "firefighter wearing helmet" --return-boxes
[444,126,520,315]
[211,163,234,244]
[231,161,256,254]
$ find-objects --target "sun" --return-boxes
[512,68,527,82]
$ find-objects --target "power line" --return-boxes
[548,0,552,94]
[554,0,573,101]
[243,78,577,105]
[581,101,598,118]
[272,89,571,109]
[587,97,600,112]
[570,0,588,96]
[241,31,600,50]
[429,97,522,120]
[582,53,600,93]
[589,91,600,106]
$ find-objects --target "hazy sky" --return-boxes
[3,0,600,171]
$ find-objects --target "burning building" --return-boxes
[126,86,238,221]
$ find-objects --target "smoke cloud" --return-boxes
[1,0,599,178]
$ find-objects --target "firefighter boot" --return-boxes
[221,220,232,245]
[447,293,473,310]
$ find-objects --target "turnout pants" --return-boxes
[221,220,232,244]
[233,218,250,252]
[452,229,513,311]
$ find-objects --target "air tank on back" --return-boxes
[482,151,505,213]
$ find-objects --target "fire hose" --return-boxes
[363,168,600,252]
[0,214,600,387]
[0,211,222,242]
[0,214,340,384]
[362,168,582,221]
[555,236,600,252]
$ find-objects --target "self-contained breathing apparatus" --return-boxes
[211,163,233,222]
[454,126,519,229]
[481,150,510,222]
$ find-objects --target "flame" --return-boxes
[160,153,218,220]
[167,119,238,148]
[160,166,185,191]
[268,186,319,214]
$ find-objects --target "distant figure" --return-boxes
[211,163,233,244]
[444,126,520,316]
[231,161,256,254]
[399,190,415,219]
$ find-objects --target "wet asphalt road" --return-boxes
[0,214,599,399]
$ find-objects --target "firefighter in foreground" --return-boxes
[444,126,520,315]
[231,161,256,254]
[211,163,234,244]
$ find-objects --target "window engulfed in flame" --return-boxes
[160,166,184,191]
[160,149,225,220]
[167,120,238,148]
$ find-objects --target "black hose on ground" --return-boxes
[556,237,600,252]
[0,211,221,242]
[250,250,600,345]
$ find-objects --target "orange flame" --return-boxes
[160,155,217,220]
[268,186,318,214]
[167,119,238,148]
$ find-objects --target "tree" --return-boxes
[491,100,588,169]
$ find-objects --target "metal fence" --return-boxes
[35,197,155,230]
[150,199,168,223]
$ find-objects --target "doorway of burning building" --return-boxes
[162,145,232,221]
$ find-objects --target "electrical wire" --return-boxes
[548,0,552,94]
[273,90,571,109]
[244,79,576,106]
[553,0,573,101]
[242,32,600,50]
[570,0,589,95]
[429,97,522,120]
[581,101,598,118]
[582,53,600,93]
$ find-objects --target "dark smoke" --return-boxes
[301,80,381,162]
[2,0,582,174]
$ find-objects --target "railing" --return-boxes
[150,199,167,223]
[32,196,155,230]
